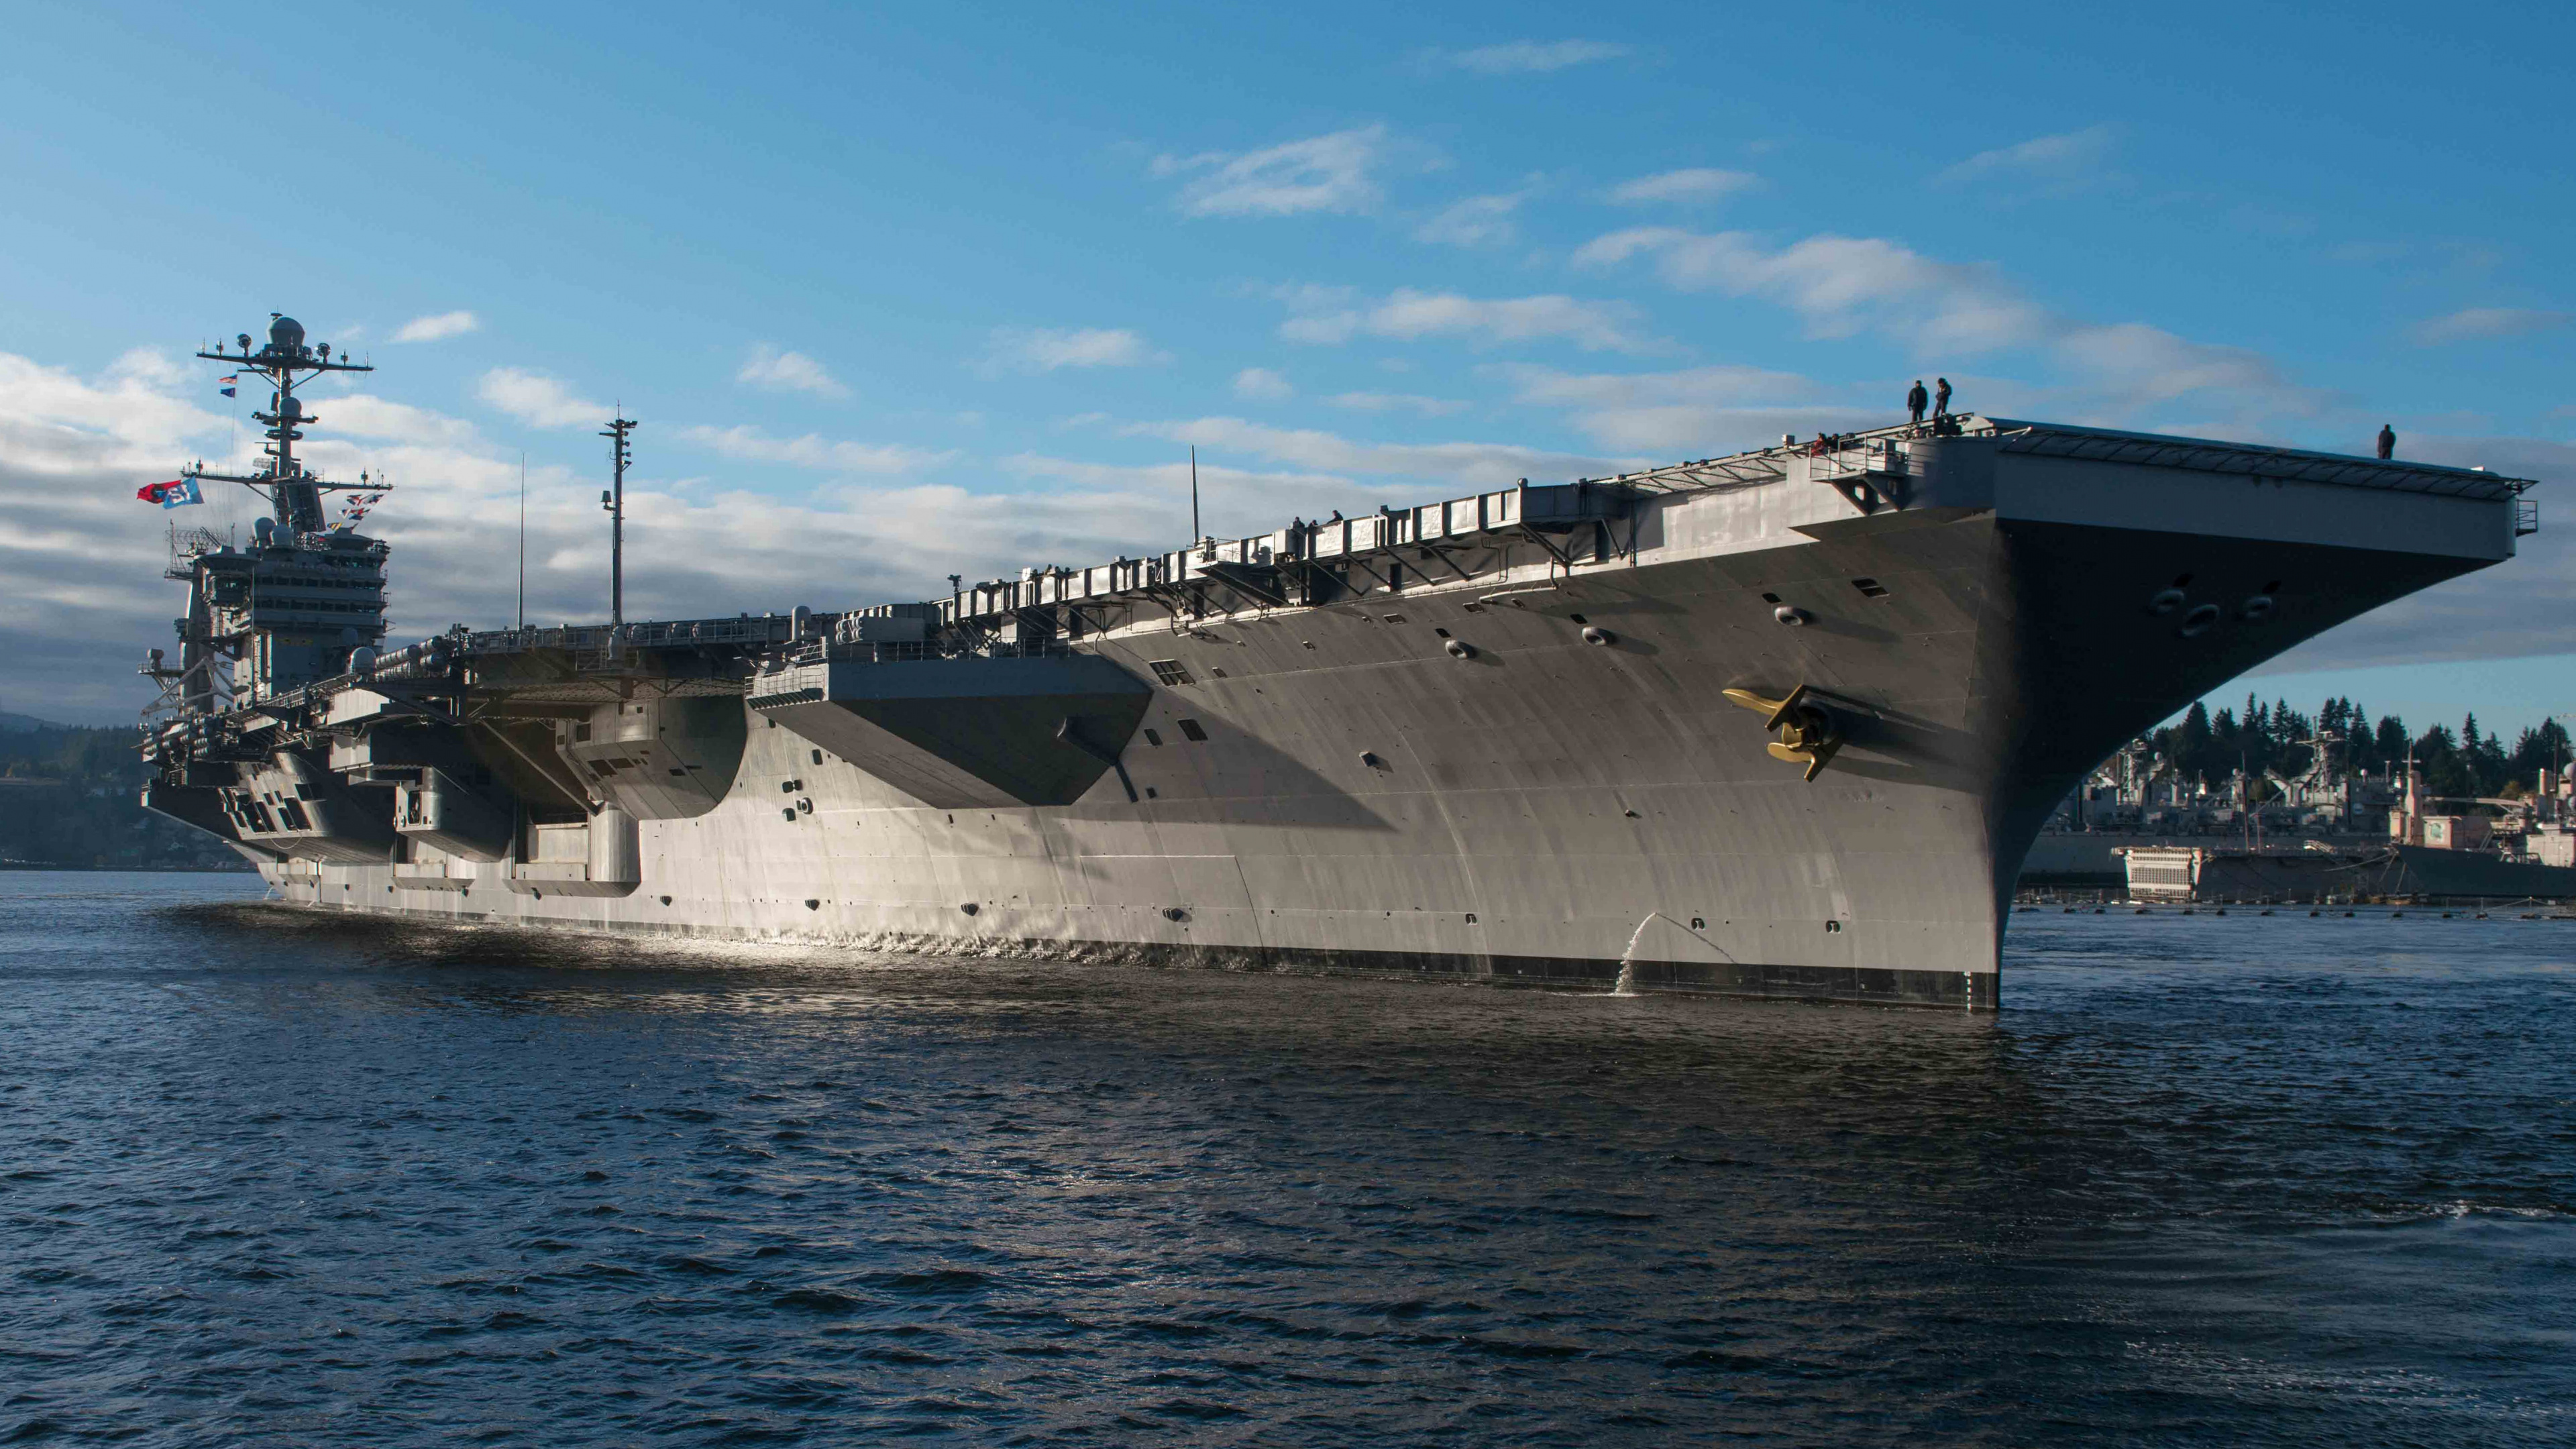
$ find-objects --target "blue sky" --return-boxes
[2,0,2569,728]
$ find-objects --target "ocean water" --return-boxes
[1,873,2570,1446]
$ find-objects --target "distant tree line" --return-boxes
[0,724,252,870]
[2152,694,2574,803]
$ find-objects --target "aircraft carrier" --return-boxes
[138,315,2540,1008]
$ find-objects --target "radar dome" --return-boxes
[269,316,305,351]
[280,396,303,420]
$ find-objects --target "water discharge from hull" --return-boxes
[1611,912,1668,996]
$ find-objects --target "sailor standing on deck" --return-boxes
[2377,423,2396,460]
[1933,377,1952,417]
[1907,380,1929,425]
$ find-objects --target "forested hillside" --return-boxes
[0,722,252,870]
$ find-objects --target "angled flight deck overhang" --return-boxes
[747,653,1151,810]
[1966,418,2533,560]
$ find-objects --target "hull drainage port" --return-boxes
[1164,907,1189,922]
[960,902,979,916]
[804,899,820,910]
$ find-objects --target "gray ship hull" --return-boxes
[227,425,2523,1010]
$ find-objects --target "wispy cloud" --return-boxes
[1436,40,1631,75]
[737,344,848,397]
[1126,416,1631,487]
[2410,307,2573,345]
[1606,168,1757,205]
[475,367,606,429]
[392,310,480,343]
[1324,391,1470,417]
[1414,188,1534,247]
[1494,362,1835,452]
[1933,125,2115,186]
[320,395,484,447]
[1574,225,2314,417]
[676,424,953,474]
[983,327,1167,374]
[1232,367,1294,401]
[1154,125,1387,218]
[1278,288,1652,353]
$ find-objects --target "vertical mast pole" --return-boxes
[1190,445,1200,545]
[601,414,636,629]
[516,451,527,631]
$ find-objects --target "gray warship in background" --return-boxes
[139,315,2540,1008]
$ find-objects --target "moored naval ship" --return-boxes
[139,314,2540,1008]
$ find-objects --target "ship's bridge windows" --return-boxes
[1177,718,1209,742]
[1760,592,1782,604]
[1148,659,1193,686]
[1142,728,1164,747]
[1851,577,1890,598]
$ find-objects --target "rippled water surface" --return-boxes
[3,873,2572,1446]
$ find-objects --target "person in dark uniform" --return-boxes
[2377,423,2396,460]
[1907,380,1928,425]
[1933,377,1952,417]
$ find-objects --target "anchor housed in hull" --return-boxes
[1722,684,1845,782]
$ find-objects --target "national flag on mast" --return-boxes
[217,374,237,398]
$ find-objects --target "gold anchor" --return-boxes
[1721,684,1844,782]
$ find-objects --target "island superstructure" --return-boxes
[140,315,2540,1007]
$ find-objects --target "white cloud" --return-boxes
[984,327,1165,374]
[737,344,848,397]
[1439,40,1631,75]
[1232,368,1294,401]
[1324,391,1470,417]
[4,344,2565,721]
[392,311,480,343]
[1933,125,2115,186]
[0,345,1379,717]
[1002,453,1376,533]
[319,394,484,448]
[1125,415,1633,488]
[676,424,954,474]
[1155,125,1387,218]
[1493,362,1836,452]
[476,368,608,429]
[2410,308,2573,345]
[1606,168,1758,205]
[1279,288,1652,353]
[1575,227,2052,351]
[1573,225,2316,417]
[1414,189,1532,247]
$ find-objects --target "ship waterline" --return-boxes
[141,368,2530,1008]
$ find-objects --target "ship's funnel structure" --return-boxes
[749,655,1150,808]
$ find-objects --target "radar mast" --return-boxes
[146,313,395,716]
[184,314,378,534]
